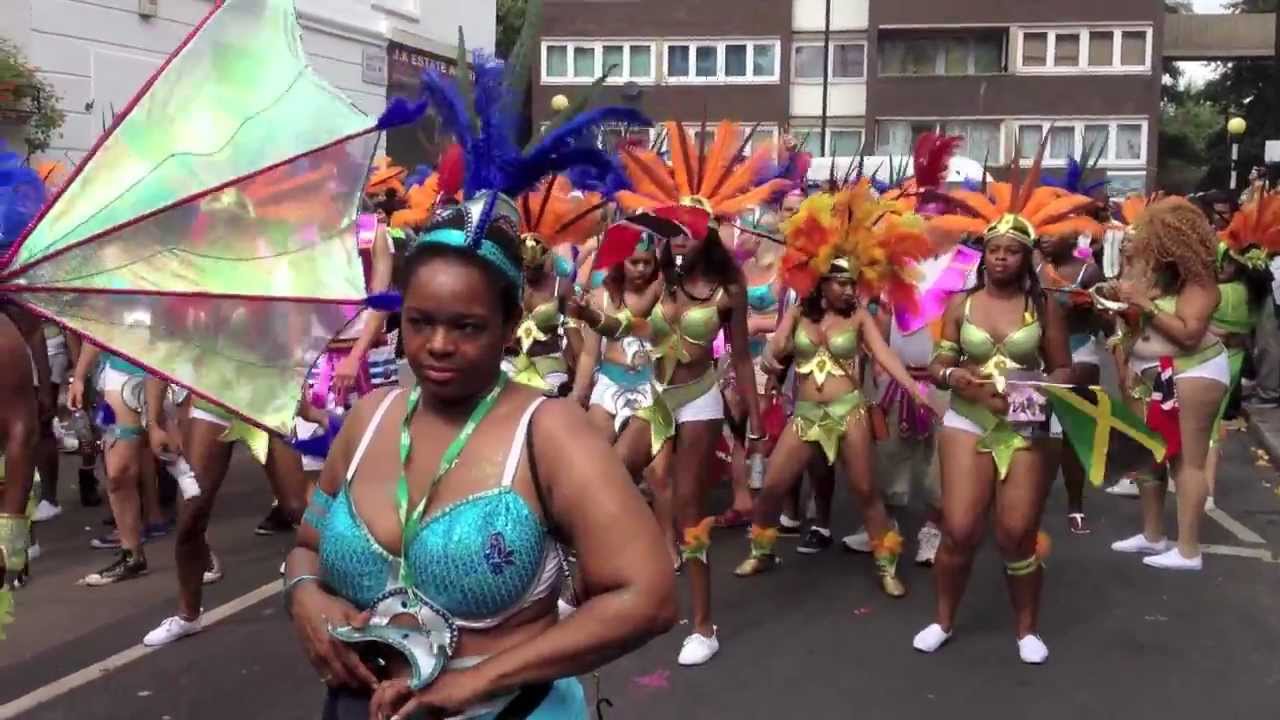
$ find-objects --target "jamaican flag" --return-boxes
[1042,385,1167,487]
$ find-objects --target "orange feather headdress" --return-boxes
[929,134,1103,245]
[615,120,793,230]
[517,175,608,248]
[779,179,932,309]
[1222,190,1280,254]
[388,144,465,230]
[366,156,407,197]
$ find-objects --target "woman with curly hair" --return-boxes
[1109,197,1226,571]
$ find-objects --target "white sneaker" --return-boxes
[1017,634,1049,664]
[32,500,62,523]
[842,520,898,554]
[915,523,941,565]
[1105,476,1140,497]
[1142,548,1202,571]
[1111,534,1172,555]
[143,615,202,647]
[279,560,286,576]
[677,627,719,666]
[841,528,871,553]
[203,552,223,585]
[27,542,41,560]
[1204,496,1216,512]
[912,623,951,653]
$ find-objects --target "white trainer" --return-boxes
[1018,634,1049,664]
[1110,534,1172,555]
[32,500,62,523]
[143,615,202,647]
[915,523,941,565]
[203,552,223,585]
[677,628,719,666]
[1105,475,1140,497]
[1143,548,1202,571]
[842,520,898,554]
[912,623,951,653]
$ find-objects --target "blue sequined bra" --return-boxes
[315,391,563,629]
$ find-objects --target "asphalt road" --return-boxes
[3,428,1279,720]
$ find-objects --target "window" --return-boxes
[545,45,569,78]
[1116,123,1143,160]
[793,42,866,82]
[725,44,748,77]
[664,40,781,83]
[1106,171,1147,196]
[828,129,864,157]
[877,119,997,160]
[1017,27,1151,72]
[668,45,690,77]
[1088,31,1114,67]
[832,43,865,80]
[1014,120,1148,166]
[598,125,656,152]
[794,45,825,80]
[797,128,823,157]
[1022,32,1048,67]
[542,41,656,83]
[879,32,1004,76]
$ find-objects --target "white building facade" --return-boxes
[0,0,495,164]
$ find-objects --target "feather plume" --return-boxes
[376,94,429,130]
[668,121,696,198]
[436,144,465,200]
[620,146,679,200]
[365,291,403,312]
[913,133,962,191]
[418,69,476,160]
[0,146,48,252]
[1224,191,1280,253]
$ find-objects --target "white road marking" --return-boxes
[1206,507,1268,545]
[1200,544,1277,563]
[0,581,280,719]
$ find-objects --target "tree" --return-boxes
[1197,0,1280,189]
[496,0,528,59]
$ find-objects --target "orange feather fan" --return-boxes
[389,175,442,230]
[615,120,792,222]
[780,179,931,308]
[366,156,406,197]
[517,176,608,248]
[1222,190,1280,253]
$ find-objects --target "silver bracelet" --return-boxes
[942,367,956,387]
[283,574,322,617]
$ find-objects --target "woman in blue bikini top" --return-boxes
[284,192,676,720]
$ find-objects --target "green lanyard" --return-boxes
[396,375,507,588]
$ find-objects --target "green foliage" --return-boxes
[0,38,65,158]
[496,0,528,60]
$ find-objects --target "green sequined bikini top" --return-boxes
[648,287,724,382]
[959,295,1042,369]
[793,321,859,388]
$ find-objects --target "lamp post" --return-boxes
[1227,116,1247,191]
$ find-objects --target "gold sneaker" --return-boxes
[733,554,778,577]
[878,569,907,598]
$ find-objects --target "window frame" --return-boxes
[878,33,1007,77]
[663,39,782,85]
[1014,25,1152,74]
[789,125,867,158]
[1011,119,1148,167]
[791,41,867,83]
[541,40,658,85]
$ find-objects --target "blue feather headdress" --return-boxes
[0,144,46,257]
[1042,155,1109,197]
[377,25,649,290]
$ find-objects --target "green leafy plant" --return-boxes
[0,38,65,158]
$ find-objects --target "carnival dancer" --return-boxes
[734,180,934,598]
[1203,194,1279,507]
[570,120,789,665]
[915,160,1096,663]
[0,307,41,589]
[715,217,785,528]
[1036,157,1109,533]
[286,38,674,716]
[505,176,608,396]
[1104,197,1227,571]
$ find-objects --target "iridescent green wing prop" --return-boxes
[0,0,379,435]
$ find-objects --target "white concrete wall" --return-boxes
[792,0,868,32]
[2,0,495,163]
[789,82,866,118]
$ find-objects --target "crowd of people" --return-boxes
[4,7,1280,717]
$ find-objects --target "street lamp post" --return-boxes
[1228,116,1247,191]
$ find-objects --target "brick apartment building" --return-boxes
[533,0,1162,193]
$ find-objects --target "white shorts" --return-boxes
[941,408,1062,438]
[671,381,724,425]
[1130,350,1231,387]
[588,365,654,430]
[190,405,231,428]
[293,417,326,472]
[98,365,142,396]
